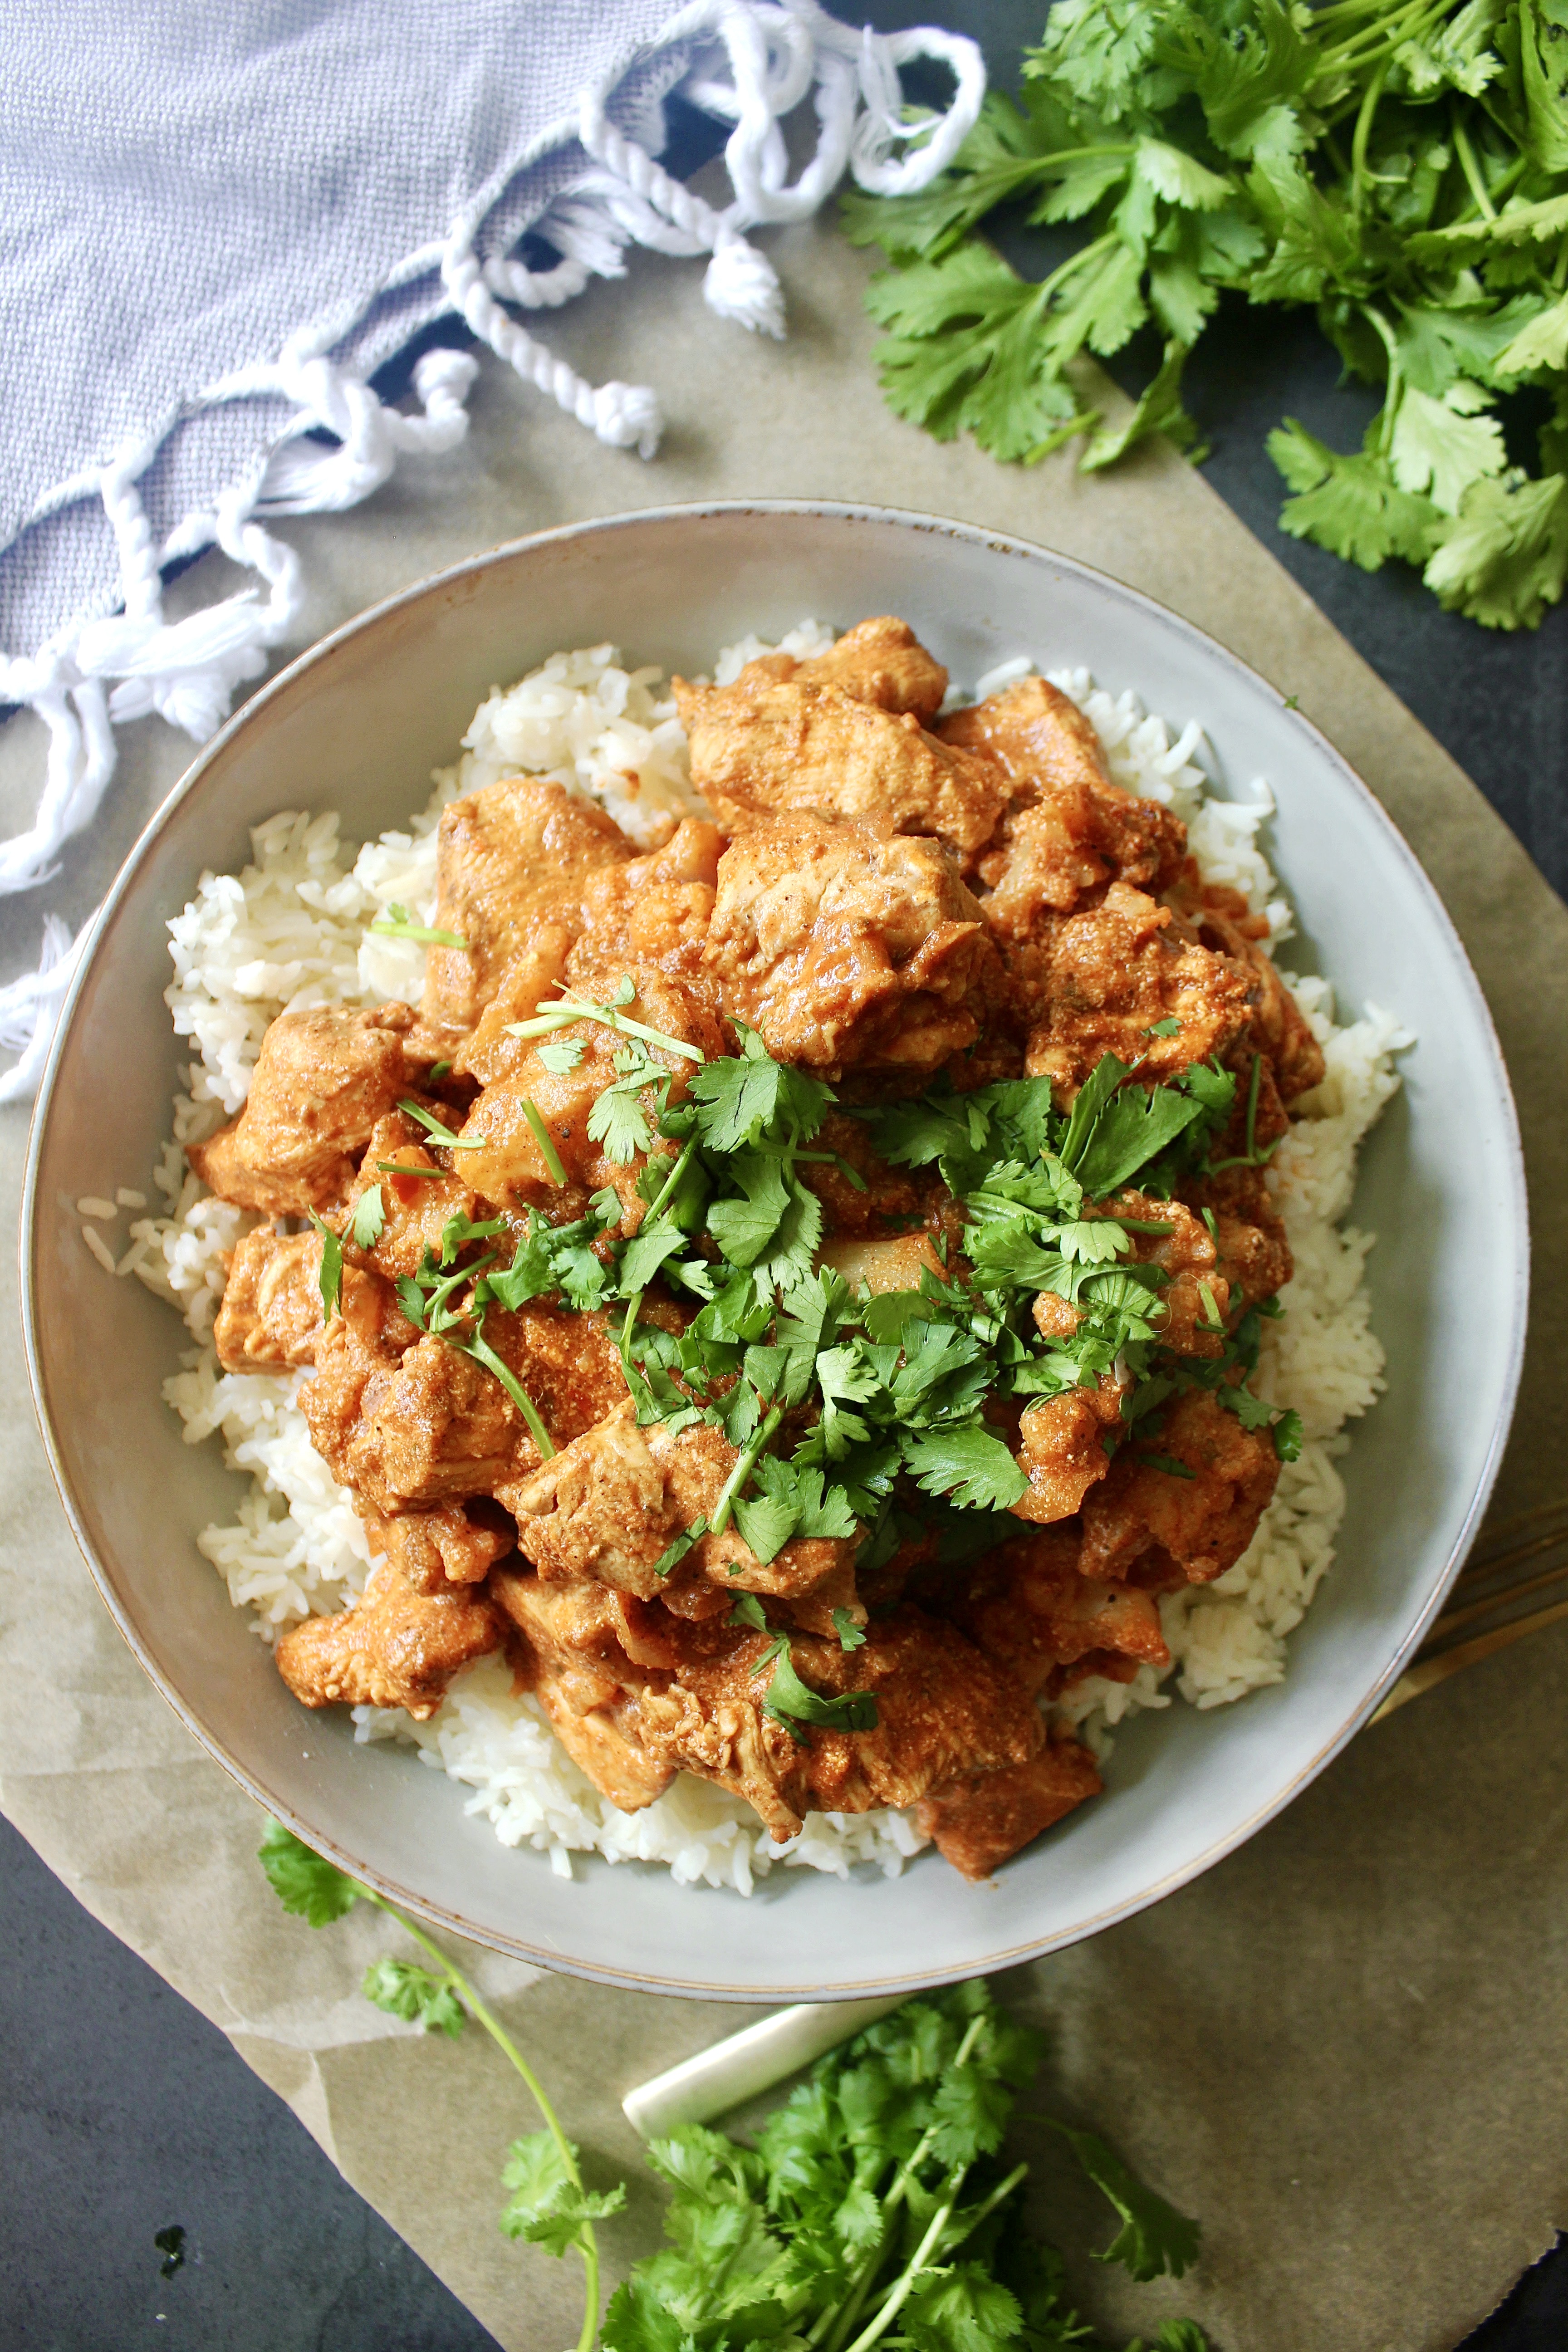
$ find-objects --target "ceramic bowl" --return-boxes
[23,502,1528,1999]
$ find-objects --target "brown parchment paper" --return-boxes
[5,213,1568,2352]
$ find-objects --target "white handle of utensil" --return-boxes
[621,1994,906,2140]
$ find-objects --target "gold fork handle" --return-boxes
[1374,1592,1568,1721]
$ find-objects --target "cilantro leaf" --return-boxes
[1055,2124,1200,2282]
[832,1607,867,1652]
[257,1819,359,1926]
[307,1212,343,1322]
[903,1425,1028,1512]
[688,1028,830,1150]
[706,1153,792,1266]
[1272,1407,1304,1462]
[361,1955,466,2038]
[1073,1084,1205,1196]
[350,1185,385,1250]
[500,2129,626,2258]
[760,1637,879,1736]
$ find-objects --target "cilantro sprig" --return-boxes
[258,1822,619,2352]
[843,0,1568,629]
[260,1831,1209,2351]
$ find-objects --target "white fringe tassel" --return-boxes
[0,1,983,1099]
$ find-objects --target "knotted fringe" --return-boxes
[0,0,982,1101]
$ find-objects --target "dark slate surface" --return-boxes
[5,7,1565,2349]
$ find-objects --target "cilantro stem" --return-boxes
[397,1098,482,1151]
[505,995,706,1063]
[419,1250,497,1331]
[358,1890,600,2352]
[841,2190,961,2352]
[812,2013,988,2352]
[1451,113,1496,222]
[708,1402,783,1536]
[461,1326,556,1458]
[1348,57,1391,219]
[640,1135,697,1227]
[369,906,468,949]
[519,1097,568,1186]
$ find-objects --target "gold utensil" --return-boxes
[1374,1496,1568,1720]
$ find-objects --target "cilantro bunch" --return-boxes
[260,1821,1208,2352]
[843,0,1568,628]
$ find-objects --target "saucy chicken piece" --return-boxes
[341,1112,481,1281]
[737,617,949,723]
[1080,1388,1279,1587]
[1011,1376,1126,1524]
[506,1401,861,1612]
[494,1569,681,1811]
[673,675,1009,859]
[420,777,632,1046]
[1103,1190,1231,1357]
[307,1296,623,1514]
[1210,1204,1292,1310]
[942,678,1186,929]
[188,1004,416,1217]
[573,819,721,972]
[455,967,722,1216]
[924,1522,1170,1695]
[1019,882,1254,1096]
[633,1605,1044,1841]
[360,1499,514,1589]
[213,1228,325,1373]
[1166,873,1325,1102]
[274,1557,503,1719]
[915,1740,1103,1880]
[706,813,989,1079]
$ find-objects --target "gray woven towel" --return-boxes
[0,0,982,1095]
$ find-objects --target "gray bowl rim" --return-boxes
[21,498,1530,1997]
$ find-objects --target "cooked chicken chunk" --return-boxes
[360,1499,514,1589]
[573,819,721,970]
[1210,1204,1292,1310]
[305,1294,622,1513]
[634,1605,1044,1841]
[341,1112,482,1281]
[1019,882,1254,1096]
[924,1523,1170,1696]
[420,777,632,1046]
[915,1741,1102,1880]
[1105,1190,1230,1357]
[737,617,949,723]
[455,967,721,1215]
[674,675,1009,859]
[1011,1377,1126,1524]
[213,1228,325,1372]
[706,813,989,1078]
[494,1569,682,1811]
[188,1004,415,1216]
[274,1558,503,1719]
[1167,875,1325,1101]
[506,1401,860,1612]
[1080,1388,1279,1587]
[942,678,1186,928]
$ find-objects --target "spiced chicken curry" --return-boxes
[193,618,1322,1882]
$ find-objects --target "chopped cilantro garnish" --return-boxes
[505,975,706,1063]
[751,1634,878,1739]
[397,1098,482,1151]
[349,1185,385,1250]
[369,901,467,949]
[307,1211,343,1322]
[518,1096,568,1186]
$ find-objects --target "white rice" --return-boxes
[104,626,1409,1890]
